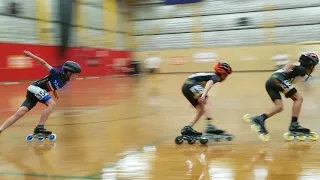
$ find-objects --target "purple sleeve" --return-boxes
[50,68,56,74]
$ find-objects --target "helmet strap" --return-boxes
[305,65,315,82]
[65,71,71,81]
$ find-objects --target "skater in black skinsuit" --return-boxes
[0,51,81,136]
[180,62,232,136]
[244,53,319,141]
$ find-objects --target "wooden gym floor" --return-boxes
[0,73,320,180]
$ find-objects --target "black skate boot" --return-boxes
[204,124,225,135]
[181,126,202,136]
[34,125,52,135]
[26,125,56,142]
[251,115,270,142]
[283,122,317,141]
[175,126,204,145]
[289,122,310,134]
[252,115,268,135]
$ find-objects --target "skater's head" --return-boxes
[214,62,232,81]
[62,61,82,81]
[299,53,319,75]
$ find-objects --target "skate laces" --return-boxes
[290,122,300,128]
[190,128,199,133]
[290,122,307,131]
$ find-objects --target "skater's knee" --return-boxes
[272,104,283,114]
[291,93,303,102]
[46,99,56,108]
[297,94,303,102]
[273,100,283,113]
[277,105,284,113]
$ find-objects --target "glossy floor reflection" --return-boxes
[0,73,320,180]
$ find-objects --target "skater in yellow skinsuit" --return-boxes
[244,53,319,142]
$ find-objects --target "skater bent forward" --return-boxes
[0,51,82,137]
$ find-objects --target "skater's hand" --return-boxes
[198,96,205,104]
[23,50,32,57]
[53,91,59,99]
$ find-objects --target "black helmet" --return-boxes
[299,53,319,68]
[62,61,81,74]
[299,53,319,81]
[62,61,81,81]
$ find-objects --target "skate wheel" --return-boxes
[243,114,252,122]
[251,124,260,132]
[49,134,57,141]
[296,135,306,141]
[187,138,196,145]
[175,136,183,145]
[38,136,45,141]
[309,132,319,141]
[200,139,208,145]
[259,134,269,142]
[26,134,34,142]
[283,132,294,141]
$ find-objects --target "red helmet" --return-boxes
[214,62,232,75]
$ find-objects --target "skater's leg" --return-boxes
[181,81,204,135]
[37,99,56,125]
[27,87,56,134]
[264,99,283,119]
[290,92,303,122]
[0,107,29,132]
[181,82,205,127]
[202,97,226,134]
[0,90,38,133]
[189,104,205,127]
[181,101,203,136]
[288,92,310,133]
[247,80,284,135]
[33,99,56,135]
[203,97,212,120]
[256,78,284,121]
[181,103,204,136]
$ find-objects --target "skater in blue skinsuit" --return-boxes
[0,51,81,139]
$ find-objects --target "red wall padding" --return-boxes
[0,42,132,82]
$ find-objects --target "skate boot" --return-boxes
[174,126,205,145]
[289,122,310,133]
[203,124,233,142]
[34,125,52,135]
[181,126,202,136]
[251,115,269,142]
[204,124,225,135]
[283,122,319,141]
[25,125,56,142]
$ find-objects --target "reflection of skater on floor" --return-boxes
[26,141,57,150]
[176,146,233,180]
[3,141,56,177]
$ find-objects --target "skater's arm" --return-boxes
[53,90,59,99]
[23,50,53,71]
[201,80,214,98]
[283,63,296,73]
